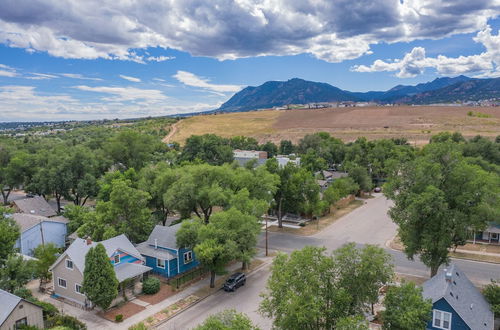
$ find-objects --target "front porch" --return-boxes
[469,228,500,245]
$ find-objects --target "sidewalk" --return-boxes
[33,253,275,330]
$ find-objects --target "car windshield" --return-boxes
[227,278,235,283]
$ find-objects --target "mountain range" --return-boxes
[218,76,500,112]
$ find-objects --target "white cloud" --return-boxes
[0,64,17,77]
[60,73,103,81]
[0,85,219,121]
[73,85,167,103]
[352,25,500,78]
[173,71,242,93]
[146,56,175,62]
[25,72,58,80]
[119,74,141,82]
[0,1,498,63]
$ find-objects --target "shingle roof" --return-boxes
[144,224,182,250]
[0,289,42,327]
[422,264,494,330]
[0,289,21,326]
[49,234,145,275]
[114,263,152,282]
[12,213,68,233]
[135,242,177,260]
[13,196,57,217]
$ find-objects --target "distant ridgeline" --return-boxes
[218,76,500,112]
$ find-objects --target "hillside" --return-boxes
[167,106,500,146]
[219,78,359,112]
[402,78,500,104]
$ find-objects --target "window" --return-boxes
[15,318,27,329]
[114,254,120,264]
[66,259,73,270]
[58,278,67,288]
[433,310,452,330]
[75,284,83,295]
[183,251,193,264]
[157,258,165,269]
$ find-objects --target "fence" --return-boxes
[168,266,208,289]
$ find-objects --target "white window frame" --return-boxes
[114,254,120,264]
[66,259,73,270]
[157,258,165,269]
[183,251,193,264]
[57,277,67,289]
[433,309,452,330]
[75,283,84,295]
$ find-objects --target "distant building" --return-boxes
[11,213,68,256]
[0,289,44,330]
[422,264,494,330]
[276,155,300,167]
[470,222,500,245]
[13,196,57,217]
[233,149,268,167]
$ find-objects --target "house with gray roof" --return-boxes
[11,213,69,256]
[136,224,199,278]
[49,234,151,308]
[0,289,44,330]
[13,196,57,217]
[422,264,494,330]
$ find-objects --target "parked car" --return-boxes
[373,187,382,193]
[223,272,246,292]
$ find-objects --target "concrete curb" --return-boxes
[151,257,274,329]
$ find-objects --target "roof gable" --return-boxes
[0,289,41,326]
[143,224,182,250]
[13,196,57,217]
[422,264,494,330]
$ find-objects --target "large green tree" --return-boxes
[260,246,352,329]
[82,243,118,310]
[483,280,500,317]
[0,255,35,293]
[195,309,260,330]
[385,142,500,276]
[33,243,59,289]
[104,130,158,169]
[181,134,233,165]
[381,282,432,330]
[0,207,20,265]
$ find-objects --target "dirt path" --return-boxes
[162,121,179,143]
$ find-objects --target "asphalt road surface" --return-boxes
[161,194,500,329]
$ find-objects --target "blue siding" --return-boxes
[178,248,199,274]
[141,247,199,278]
[16,221,67,256]
[427,298,470,330]
[145,255,169,276]
[110,250,141,266]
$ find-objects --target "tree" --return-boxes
[195,309,260,330]
[82,243,118,310]
[260,246,351,329]
[336,315,369,330]
[0,255,35,293]
[181,134,233,165]
[0,207,20,265]
[333,243,394,314]
[381,282,432,330]
[301,149,327,172]
[104,130,158,169]
[384,142,500,276]
[348,166,372,193]
[279,140,295,155]
[33,243,59,289]
[195,238,236,288]
[483,280,500,317]
[0,151,29,205]
[260,141,278,158]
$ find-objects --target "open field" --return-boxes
[166,106,500,145]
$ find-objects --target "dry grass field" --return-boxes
[166,106,500,145]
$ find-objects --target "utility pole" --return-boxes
[265,216,268,257]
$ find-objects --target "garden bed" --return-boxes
[137,283,176,305]
[100,301,145,322]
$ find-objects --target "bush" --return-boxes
[128,322,148,330]
[115,314,124,322]
[46,314,87,330]
[13,287,33,299]
[142,277,161,295]
[34,300,59,318]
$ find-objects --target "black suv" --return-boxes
[223,272,246,292]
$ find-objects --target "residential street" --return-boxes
[161,194,500,329]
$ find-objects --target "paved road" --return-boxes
[161,194,500,329]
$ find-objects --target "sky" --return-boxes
[0,1,499,122]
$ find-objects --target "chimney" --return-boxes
[154,239,158,249]
[445,270,452,282]
[86,237,92,246]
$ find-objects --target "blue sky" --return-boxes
[0,1,499,122]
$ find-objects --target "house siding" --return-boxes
[178,248,199,274]
[110,250,141,266]
[427,298,470,330]
[142,247,198,278]
[145,255,169,277]
[51,255,87,307]
[15,221,67,256]
[0,301,44,330]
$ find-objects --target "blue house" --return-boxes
[11,213,68,256]
[422,264,494,330]
[136,224,199,278]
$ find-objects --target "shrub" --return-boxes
[128,322,148,330]
[115,314,124,322]
[34,300,59,318]
[142,277,161,295]
[13,287,33,299]
[46,314,87,330]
